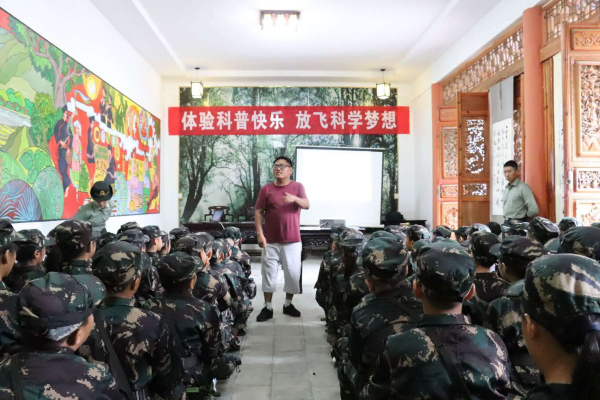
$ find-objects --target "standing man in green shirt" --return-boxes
[502,160,538,225]
[73,181,116,235]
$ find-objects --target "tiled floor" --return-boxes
[216,257,340,400]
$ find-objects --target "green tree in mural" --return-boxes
[9,17,84,109]
[30,92,59,147]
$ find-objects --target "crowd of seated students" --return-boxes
[0,218,256,400]
[316,217,600,400]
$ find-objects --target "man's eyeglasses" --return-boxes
[273,164,291,170]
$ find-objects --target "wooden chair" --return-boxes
[204,206,230,222]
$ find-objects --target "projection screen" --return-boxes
[295,146,384,227]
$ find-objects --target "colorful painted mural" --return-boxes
[0,8,160,222]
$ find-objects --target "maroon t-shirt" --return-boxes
[255,181,307,243]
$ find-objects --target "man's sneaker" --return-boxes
[283,304,301,317]
[256,307,273,322]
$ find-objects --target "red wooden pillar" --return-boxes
[523,6,549,217]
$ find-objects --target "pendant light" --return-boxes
[376,68,391,100]
[191,67,203,99]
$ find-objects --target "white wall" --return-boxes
[0,0,166,235]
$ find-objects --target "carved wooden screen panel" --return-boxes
[563,23,600,223]
[435,105,459,229]
[458,92,490,226]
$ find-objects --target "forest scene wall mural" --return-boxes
[0,8,160,222]
[179,86,398,225]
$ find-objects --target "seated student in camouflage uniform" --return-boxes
[520,254,600,400]
[174,236,235,351]
[332,232,366,335]
[224,237,256,302]
[453,225,470,243]
[432,225,452,242]
[528,217,559,249]
[557,226,600,262]
[6,229,48,292]
[485,236,543,396]
[170,227,191,244]
[80,241,184,400]
[315,225,345,313]
[117,221,141,235]
[143,225,163,261]
[0,272,120,399]
[363,243,511,400]
[223,227,252,278]
[502,220,529,239]
[404,225,431,251]
[0,220,24,358]
[144,253,223,400]
[159,230,172,256]
[339,238,422,400]
[543,217,582,254]
[45,220,98,274]
[118,228,164,300]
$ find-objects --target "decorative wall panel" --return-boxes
[463,183,488,196]
[440,109,457,122]
[442,127,458,178]
[545,0,600,43]
[576,168,600,191]
[575,200,600,224]
[578,64,600,154]
[441,184,458,198]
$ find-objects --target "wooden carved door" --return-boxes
[458,92,490,226]
[563,22,600,224]
[432,83,459,229]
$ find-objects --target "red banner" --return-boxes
[168,106,409,136]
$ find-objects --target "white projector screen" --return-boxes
[295,146,384,227]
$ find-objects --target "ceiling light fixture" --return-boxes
[261,11,300,32]
[377,69,391,100]
[191,67,203,99]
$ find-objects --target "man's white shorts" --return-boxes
[261,242,302,294]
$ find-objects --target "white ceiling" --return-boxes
[91,0,504,83]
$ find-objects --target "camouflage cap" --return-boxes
[45,228,57,247]
[117,228,150,246]
[157,251,199,283]
[486,221,502,236]
[502,221,529,237]
[223,226,242,240]
[362,239,410,282]
[160,230,170,244]
[340,231,365,249]
[369,231,399,243]
[406,225,431,242]
[92,241,142,293]
[522,254,600,342]
[54,220,97,251]
[18,272,105,338]
[468,232,500,266]
[0,219,25,248]
[142,225,162,239]
[453,226,470,240]
[490,236,543,264]
[212,239,225,257]
[416,243,475,302]
[432,225,453,239]
[97,232,117,250]
[467,223,491,237]
[558,226,600,262]
[193,232,214,253]
[219,239,232,255]
[15,229,49,248]
[558,217,583,233]
[117,221,141,235]
[170,227,190,241]
[528,216,560,244]
[330,224,347,241]
[383,225,404,235]
[174,236,202,256]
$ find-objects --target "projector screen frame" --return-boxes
[294,145,386,226]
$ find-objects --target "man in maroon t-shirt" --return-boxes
[255,156,310,322]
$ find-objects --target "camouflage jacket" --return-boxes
[473,271,510,303]
[62,259,93,275]
[230,247,251,278]
[194,266,232,312]
[0,348,120,400]
[345,271,370,313]
[315,251,341,309]
[211,262,243,300]
[0,281,21,358]
[78,297,180,395]
[348,282,422,384]
[137,252,165,300]
[486,280,540,396]
[362,314,511,400]
[5,264,45,293]
[143,292,221,365]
